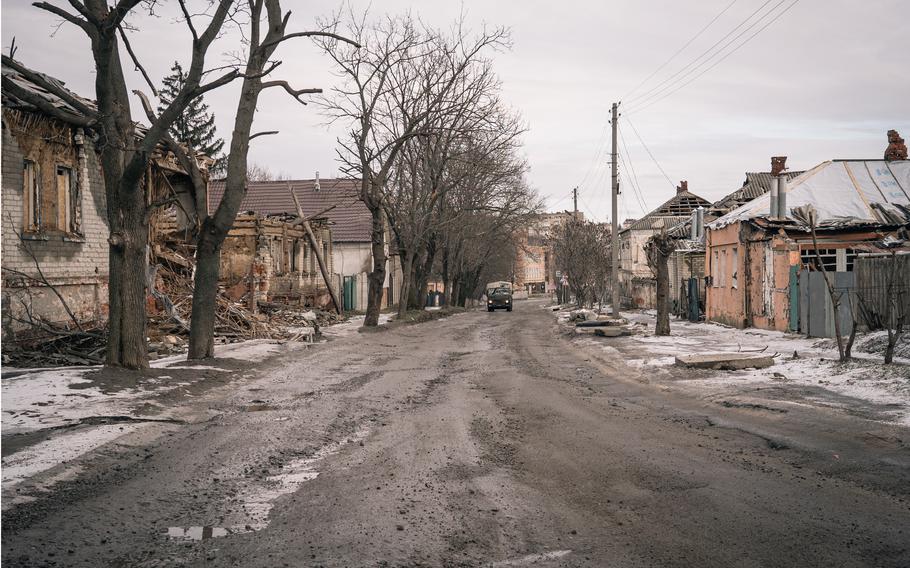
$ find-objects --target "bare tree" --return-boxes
[139,1,358,359]
[385,65,518,318]
[246,162,289,181]
[551,219,612,309]
[315,12,508,326]
[437,137,539,305]
[793,205,849,361]
[3,1,239,368]
[882,249,907,364]
[645,232,675,335]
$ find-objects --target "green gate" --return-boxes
[343,276,356,311]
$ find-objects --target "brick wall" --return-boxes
[1,113,110,336]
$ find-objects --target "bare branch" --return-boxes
[249,130,279,140]
[260,80,321,104]
[261,30,361,50]
[177,0,199,42]
[32,1,92,34]
[117,24,157,96]
[5,213,85,331]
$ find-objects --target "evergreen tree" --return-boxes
[157,61,226,175]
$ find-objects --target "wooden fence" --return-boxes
[853,254,910,330]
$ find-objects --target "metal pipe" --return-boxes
[770,177,780,218]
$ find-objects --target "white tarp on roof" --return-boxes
[709,160,910,228]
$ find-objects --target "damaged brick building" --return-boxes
[1,60,206,344]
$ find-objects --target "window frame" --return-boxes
[23,159,41,232]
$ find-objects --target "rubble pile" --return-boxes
[149,241,344,357]
[2,244,346,367]
[2,322,107,367]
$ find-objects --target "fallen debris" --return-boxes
[594,327,632,338]
[675,353,775,370]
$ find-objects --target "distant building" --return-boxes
[514,211,581,294]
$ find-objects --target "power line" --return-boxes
[618,123,649,214]
[577,193,599,221]
[625,0,777,108]
[621,0,740,102]
[617,149,647,217]
[629,0,801,115]
[625,117,675,188]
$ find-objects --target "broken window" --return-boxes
[731,247,738,289]
[291,240,300,272]
[800,248,855,272]
[272,238,284,275]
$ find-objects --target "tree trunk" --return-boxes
[364,204,387,327]
[106,188,150,368]
[397,250,414,319]
[416,236,436,308]
[655,252,671,336]
[188,222,222,359]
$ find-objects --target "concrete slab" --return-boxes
[577,318,628,328]
[594,327,632,337]
[675,353,774,370]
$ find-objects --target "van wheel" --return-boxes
[488,307,494,312]
[507,307,512,312]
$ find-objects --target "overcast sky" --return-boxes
[3,1,908,222]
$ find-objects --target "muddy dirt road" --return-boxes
[3,300,909,567]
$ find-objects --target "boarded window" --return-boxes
[22,161,80,235]
[23,160,40,230]
[56,165,73,232]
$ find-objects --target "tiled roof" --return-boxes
[208,178,371,242]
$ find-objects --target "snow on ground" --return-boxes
[1,338,294,496]
[322,312,395,338]
[559,304,910,426]
[2,424,140,491]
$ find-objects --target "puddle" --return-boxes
[233,427,372,530]
[167,526,231,540]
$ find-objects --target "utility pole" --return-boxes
[610,102,620,318]
[572,186,578,218]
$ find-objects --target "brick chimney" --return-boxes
[676,180,688,194]
[770,156,788,176]
[885,130,908,161]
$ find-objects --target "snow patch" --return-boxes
[2,424,138,494]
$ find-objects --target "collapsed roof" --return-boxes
[209,179,371,242]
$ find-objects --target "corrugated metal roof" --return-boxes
[209,179,371,242]
[709,160,910,229]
